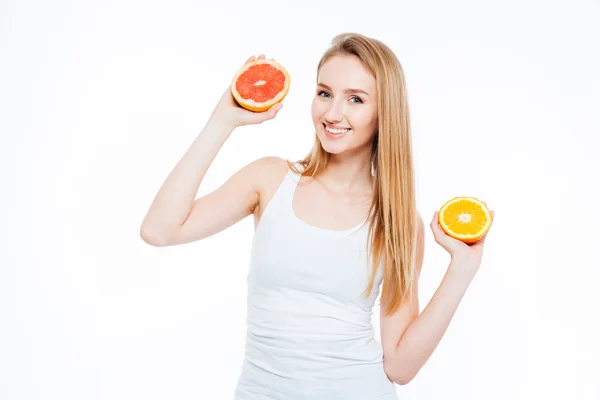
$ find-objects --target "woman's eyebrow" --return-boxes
[317,82,370,96]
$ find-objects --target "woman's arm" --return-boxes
[382,258,475,385]
[140,118,234,246]
[382,210,493,384]
[140,54,284,246]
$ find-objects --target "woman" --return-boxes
[140,32,494,399]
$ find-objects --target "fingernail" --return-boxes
[276,104,283,110]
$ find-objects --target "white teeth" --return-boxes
[325,126,350,134]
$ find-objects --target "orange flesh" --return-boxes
[235,64,286,103]
[441,200,487,236]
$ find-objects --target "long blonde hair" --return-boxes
[289,32,418,317]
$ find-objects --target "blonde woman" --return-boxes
[141,32,494,399]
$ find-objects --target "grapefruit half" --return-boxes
[230,58,290,112]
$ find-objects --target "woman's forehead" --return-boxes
[318,55,376,95]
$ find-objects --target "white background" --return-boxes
[2,0,600,399]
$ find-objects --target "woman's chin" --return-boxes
[318,139,346,154]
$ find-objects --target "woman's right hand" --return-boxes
[208,54,284,130]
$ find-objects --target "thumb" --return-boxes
[431,212,464,254]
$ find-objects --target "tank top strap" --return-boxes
[255,161,302,231]
[277,161,302,202]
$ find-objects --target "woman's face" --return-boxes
[311,54,378,156]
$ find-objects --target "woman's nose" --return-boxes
[325,99,345,122]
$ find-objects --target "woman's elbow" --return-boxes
[140,225,169,247]
[393,374,414,385]
[384,364,415,385]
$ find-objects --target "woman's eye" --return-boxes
[318,91,363,104]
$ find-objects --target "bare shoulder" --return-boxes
[250,156,290,185]
[253,155,290,172]
[252,156,292,224]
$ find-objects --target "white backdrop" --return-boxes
[2,0,600,399]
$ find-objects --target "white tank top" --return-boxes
[234,164,398,400]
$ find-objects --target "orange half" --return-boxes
[230,58,290,112]
[438,197,492,243]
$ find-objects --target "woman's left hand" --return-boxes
[430,210,495,276]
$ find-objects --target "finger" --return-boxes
[258,54,266,59]
[478,234,489,246]
[430,212,442,236]
[245,55,256,65]
[431,211,441,227]
[247,103,283,124]
[263,103,283,120]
